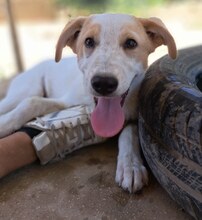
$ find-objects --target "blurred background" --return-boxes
[0,0,202,79]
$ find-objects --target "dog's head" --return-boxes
[55,14,177,137]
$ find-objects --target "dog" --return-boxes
[0,14,176,192]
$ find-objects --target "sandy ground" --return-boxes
[0,138,193,220]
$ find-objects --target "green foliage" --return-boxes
[55,0,167,14]
[55,0,109,12]
[107,0,165,14]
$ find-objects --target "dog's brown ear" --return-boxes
[139,17,177,59]
[55,17,87,62]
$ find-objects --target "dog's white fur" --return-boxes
[0,14,176,192]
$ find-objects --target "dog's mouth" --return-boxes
[91,90,129,138]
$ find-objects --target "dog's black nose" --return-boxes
[91,76,118,95]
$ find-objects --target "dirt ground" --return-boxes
[0,138,193,220]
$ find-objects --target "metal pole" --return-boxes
[5,0,24,73]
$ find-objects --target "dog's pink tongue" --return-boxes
[91,97,125,137]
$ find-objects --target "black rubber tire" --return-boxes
[138,45,202,220]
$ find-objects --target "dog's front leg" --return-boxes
[115,123,148,193]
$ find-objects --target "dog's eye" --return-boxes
[124,39,137,49]
[85,38,95,48]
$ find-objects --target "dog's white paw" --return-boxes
[115,156,148,193]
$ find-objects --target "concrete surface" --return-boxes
[0,138,193,220]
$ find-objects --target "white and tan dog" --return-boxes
[0,14,176,192]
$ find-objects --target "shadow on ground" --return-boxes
[0,138,192,220]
